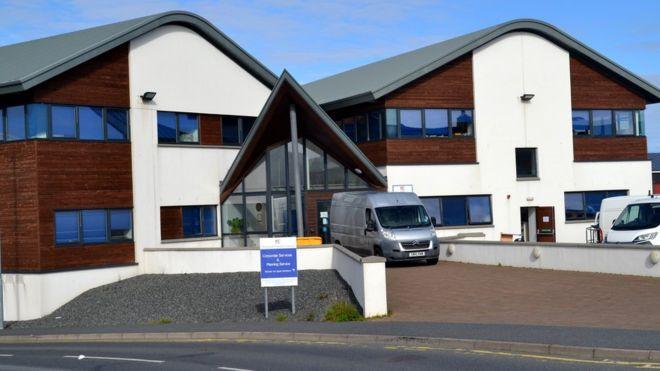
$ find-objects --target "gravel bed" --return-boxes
[10,270,358,329]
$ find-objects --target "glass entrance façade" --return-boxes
[221,138,370,247]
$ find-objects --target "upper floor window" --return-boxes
[420,195,493,227]
[183,205,217,237]
[515,148,538,179]
[157,111,199,144]
[1,104,129,143]
[55,208,133,245]
[565,190,628,221]
[222,115,256,146]
[572,109,644,137]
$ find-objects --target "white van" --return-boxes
[594,195,648,240]
[605,197,660,245]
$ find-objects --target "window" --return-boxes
[244,157,267,193]
[27,104,48,139]
[356,115,368,143]
[451,109,474,136]
[269,145,287,191]
[347,170,368,189]
[55,211,79,244]
[425,109,449,137]
[592,110,613,136]
[221,115,257,145]
[385,109,398,138]
[51,105,76,138]
[564,190,628,221]
[367,111,382,141]
[572,109,644,137]
[222,195,244,234]
[107,108,129,140]
[342,117,356,142]
[157,111,198,144]
[375,205,431,229]
[306,141,325,190]
[79,106,104,140]
[6,105,26,141]
[82,210,107,243]
[0,108,4,141]
[572,110,590,136]
[109,209,133,240]
[326,155,344,189]
[515,148,537,179]
[399,109,422,138]
[55,209,132,245]
[245,196,267,232]
[421,195,493,227]
[183,206,217,237]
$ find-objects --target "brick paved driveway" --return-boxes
[385,261,660,330]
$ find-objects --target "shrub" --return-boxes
[324,302,364,322]
[275,313,287,322]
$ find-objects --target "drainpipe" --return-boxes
[289,104,304,237]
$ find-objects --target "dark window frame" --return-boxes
[157,111,199,145]
[564,190,629,221]
[182,205,218,238]
[54,208,133,247]
[515,147,538,179]
[420,195,493,228]
[220,115,258,146]
[571,109,644,138]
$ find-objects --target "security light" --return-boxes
[354,168,363,175]
[140,91,157,101]
[520,93,535,102]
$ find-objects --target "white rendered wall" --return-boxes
[440,241,660,277]
[2,265,139,321]
[128,25,271,264]
[385,32,651,243]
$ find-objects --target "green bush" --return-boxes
[275,313,287,322]
[324,301,364,322]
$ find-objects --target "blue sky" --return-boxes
[1,0,658,149]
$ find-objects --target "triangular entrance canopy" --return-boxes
[220,71,387,202]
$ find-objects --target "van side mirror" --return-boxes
[431,217,437,226]
[612,219,616,226]
[366,220,376,232]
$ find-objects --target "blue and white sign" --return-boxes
[260,237,298,287]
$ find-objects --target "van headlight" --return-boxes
[382,230,396,240]
[633,232,657,243]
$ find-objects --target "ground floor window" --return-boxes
[564,190,628,221]
[182,205,217,237]
[55,208,133,245]
[420,195,493,227]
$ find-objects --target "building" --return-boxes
[0,12,659,318]
[304,19,659,242]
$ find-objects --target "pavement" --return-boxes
[0,337,652,370]
[386,261,660,330]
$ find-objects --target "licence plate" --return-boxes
[408,251,426,257]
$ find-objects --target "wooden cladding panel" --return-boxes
[36,141,134,271]
[570,56,646,110]
[357,140,388,166]
[383,54,474,108]
[304,191,335,237]
[200,114,222,145]
[359,138,477,166]
[573,136,647,162]
[31,44,130,108]
[0,142,40,271]
[160,207,184,240]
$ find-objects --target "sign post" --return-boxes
[260,237,298,319]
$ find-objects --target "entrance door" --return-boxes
[316,200,332,244]
[535,206,556,242]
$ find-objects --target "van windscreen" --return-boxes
[375,205,431,229]
[611,203,660,231]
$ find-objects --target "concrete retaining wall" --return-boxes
[440,240,660,277]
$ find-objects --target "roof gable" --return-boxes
[0,11,278,95]
[304,19,660,110]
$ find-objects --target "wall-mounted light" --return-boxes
[520,93,535,102]
[354,168,363,175]
[140,91,157,101]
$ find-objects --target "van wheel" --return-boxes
[374,247,383,257]
[426,258,439,265]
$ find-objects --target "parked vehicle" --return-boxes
[330,192,440,264]
[605,197,660,245]
[586,195,648,243]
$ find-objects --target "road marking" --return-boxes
[0,354,12,357]
[63,355,164,363]
[218,367,254,371]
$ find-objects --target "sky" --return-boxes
[0,0,658,149]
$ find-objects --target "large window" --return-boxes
[55,209,133,245]
[572,109,644,137]
[564,190,628,221]
[420,195,493,227]
[221,115,256,145]
[0,104,128,143]
[157,111,199,144]
[424,109,449,137]
[183,205,217,237]
[515,148,538,179]
[399,109,423,138]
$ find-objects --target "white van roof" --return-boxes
[333,191,422,208]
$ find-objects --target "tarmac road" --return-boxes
[0,340,651,371]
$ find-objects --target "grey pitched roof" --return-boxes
[650,153,660,172]
[304,19,660,110]
[0,11,278,95]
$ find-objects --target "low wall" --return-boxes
[143,244,388,317]
[440,240,660,277]
[2,264,140,321]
